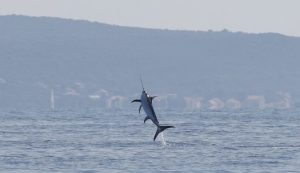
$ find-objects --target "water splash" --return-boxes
[160,132,167,146]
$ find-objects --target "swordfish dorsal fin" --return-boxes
[150,96,157,103]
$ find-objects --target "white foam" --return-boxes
[160,132,167,146]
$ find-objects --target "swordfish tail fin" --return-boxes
[153,125,174,141]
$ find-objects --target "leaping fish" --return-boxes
[131,79,174,141]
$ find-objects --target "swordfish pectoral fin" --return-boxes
[139,105,142,114]
[131,99,141,103]
[153,125,175,141]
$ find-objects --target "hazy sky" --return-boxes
[0,0,299,36]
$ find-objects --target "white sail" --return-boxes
[50,89,55,110]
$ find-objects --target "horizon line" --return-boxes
[1,14,299,38]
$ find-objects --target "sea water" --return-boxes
[0,108,300,172]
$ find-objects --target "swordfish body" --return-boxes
[132,90,157,124]
[132,90,174,141]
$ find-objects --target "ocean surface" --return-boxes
[0,108,300,173]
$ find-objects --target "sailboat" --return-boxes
[50,89,55,110]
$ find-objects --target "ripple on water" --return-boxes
[0,109,300,172]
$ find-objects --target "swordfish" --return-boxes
[131,80,174,141]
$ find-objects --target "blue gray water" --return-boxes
[0,108,300,172]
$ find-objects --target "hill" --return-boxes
[0,15,300,110]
